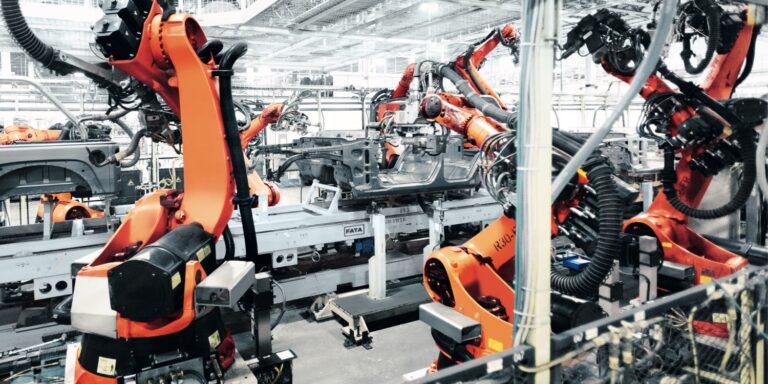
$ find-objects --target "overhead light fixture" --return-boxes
[419,2,439,13]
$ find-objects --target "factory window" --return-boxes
[11,52,28,77]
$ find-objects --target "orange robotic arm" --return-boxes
[240,103,283,207]
[71,3,243,382]
[453,24,519,109]
[420,92,506,146]
[619,5,758,284]
[419,92,516,359]
[240,102,284,149]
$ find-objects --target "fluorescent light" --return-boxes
[419,2,438,13]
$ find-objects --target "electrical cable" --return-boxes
[550,157,623,298]
[223,225,235,261]
[219,42,260,262]
[270,279,286,330]
[551,0,678,202]
[678,0,721,75]
[661,125,756,219]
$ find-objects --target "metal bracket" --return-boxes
[302,180,340,215]
[419,302,481,343]
[194,260,256,308]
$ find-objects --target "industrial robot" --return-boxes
[2,0,294,381]
[562,0,766,287]
[376,24,624,368]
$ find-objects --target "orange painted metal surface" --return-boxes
[392,63,416,99]
[623,6,756,284]
[240,103,283,149]
[0,125,61,144]
[421,93,506,147]
[240,102,282,207]
[74,3,239,380]
[74,355,118,384]
[453,23,519,109]
[36,193,104,223]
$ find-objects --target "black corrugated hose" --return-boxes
[1,0,70,74]
[550,156,623,297]
[661,124,757,219]
[680,0,721,75]
[438,64,517,127]
[438,63,623,298]
[219,42,261,264]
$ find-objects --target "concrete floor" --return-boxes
[0,305,437,384]
[2,181,439,383]
[272,308,437,384]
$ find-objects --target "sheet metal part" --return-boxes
[0,141,121,199]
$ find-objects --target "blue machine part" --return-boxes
[562,256,590,271]
[355,238,375,256]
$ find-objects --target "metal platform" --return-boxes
[0,191,501,304]
[313,283,430,346]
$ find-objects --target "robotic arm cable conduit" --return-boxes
[562,2,763,287]
[552,0,678,202]
[428,61,624,299]
[416,24,624,365]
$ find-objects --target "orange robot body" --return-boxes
[241,102,283,207]
[70,2,244,382]
[623,5,757,284]
[453,24,519,109]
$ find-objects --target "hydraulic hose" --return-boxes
[219,42,260,264]
[270,152,343,182]
[551,157,623,298]
[0,0,61,73]
[551,0,677,203]
[95,128,146,167]
[662,124,756,219]
[114,119,135,139]
[119,140,142,168]
[79,108,134,138]
[680,0,721,75]
[368,88,391,122]
[703,235,768,266]
[757,121,768,202]
[438,64,516,127]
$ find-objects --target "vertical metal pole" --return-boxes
[642,181,654,212]
[746,186,763,245]
[368,213,387,300]
[316,92,324,132]
[514,0,558,381]
[42,198,52,240]
[151,141,159,188]
[424,199,444,265]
